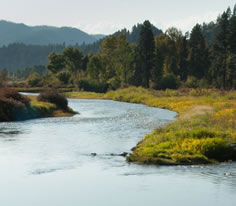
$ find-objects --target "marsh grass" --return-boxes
[105,87,236,164]
[65,87,236,164]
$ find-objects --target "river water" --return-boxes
[0,99,236,206]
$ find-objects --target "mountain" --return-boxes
[0,20,104,46]
[91,34,106,40]
[0,21,163,72]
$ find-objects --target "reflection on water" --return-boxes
[0,99,235,206]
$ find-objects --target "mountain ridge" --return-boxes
[0,20,105,46]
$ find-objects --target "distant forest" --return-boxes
[0,5,235,90]
[0,23,162,73]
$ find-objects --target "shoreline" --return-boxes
[65,87,236,165]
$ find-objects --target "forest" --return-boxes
[0,5,235,91]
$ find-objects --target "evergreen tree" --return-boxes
[212,11,231,88]
[136,20,155,88]
[188,24,209,79]
[229,8,236,54]
[178,36,188,80]
[226,54,236,89]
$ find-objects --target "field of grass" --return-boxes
[66,87,236,165]
[66,91,105,99]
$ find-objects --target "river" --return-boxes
[0,98,236,206]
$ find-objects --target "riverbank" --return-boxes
[65,87,236,165]
[0,88,76,122]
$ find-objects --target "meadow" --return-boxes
[66,87,236,165]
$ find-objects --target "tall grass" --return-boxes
[65,87,236,164]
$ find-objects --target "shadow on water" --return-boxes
[0,128,23,141]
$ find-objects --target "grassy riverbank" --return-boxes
[66,87,236,165]
[28,95,76,118]
[0,88,76,122]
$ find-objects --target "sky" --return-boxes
[0,0,235,34]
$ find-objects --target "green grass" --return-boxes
[65,87,236,165]
[65,91,106,99]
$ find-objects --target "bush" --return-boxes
[0,88,29,106]
[56,71,71,85]
[0,88,30,121]
[107,77,121,90]
[185,76,199,88]
[37,88,68,110]
[26,73,42,87]
[159,73,180,90]
[78,79,108,93]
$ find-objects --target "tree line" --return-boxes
[1,5,235,90]
[43,5,236,91]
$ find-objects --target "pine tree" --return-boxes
[136,20,155,88]
[212,11,231,88]
[229,7,236,54]
[178,36,188,80]
[188,24,209,79]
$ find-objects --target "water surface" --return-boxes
[0,99,235,206]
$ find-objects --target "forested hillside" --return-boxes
[0,20,104,46]
[0,43,65,72]
[0,22,162,71]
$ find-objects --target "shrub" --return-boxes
[37,88,68,110]
[185,76,199,88]
[26,72,42,87]
[78,79,108,93]
[0,88,29,106]
[107,77,121,90]
[56,71,71,84]
[0,88,30,121]
[159,73,180,90]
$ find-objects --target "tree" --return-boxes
[136,20,155,88]
[178,36,188,80]
[56,71,71,85]
[152,41,164,87]
[0,69,8,87]
[113,34,135,84]
[229,9,236,53]
[188,24,209,79]
[226,54,236,89]
[211,11,231,88]
[100,34,135,85]
[87,54,104,81]
[63,47,83,76]
[47,52,65,73]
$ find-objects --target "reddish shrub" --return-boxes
[0,88,29,121]
[0,88,29,106]
[37,88,68,110]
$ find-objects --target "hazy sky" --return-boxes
[0,0,235,34]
